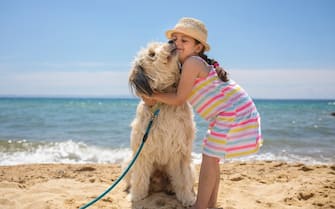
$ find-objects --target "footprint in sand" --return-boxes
[75,166,96,172]
[298,192,314,200]
[229,175,243,181]
[299,166,314,172]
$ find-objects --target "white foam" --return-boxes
[0,140,132,166]
[0,140,332,166]
[225,152,332,165]
[191,152,332,165]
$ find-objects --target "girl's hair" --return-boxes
[199,52,229,82]
[195,40,229,82]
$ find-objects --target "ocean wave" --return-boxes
[226,152,333,165]
[0,140,332,166]
[0,140,132,166]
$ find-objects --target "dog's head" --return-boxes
[129,41,180,97]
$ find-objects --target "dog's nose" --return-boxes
[168,40,177,50]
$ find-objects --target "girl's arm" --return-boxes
[141,96,157,106]
[151,57,203,105]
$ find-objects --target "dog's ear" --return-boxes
[148,48,156,60]
[129,65,153,96]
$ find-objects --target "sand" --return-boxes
[0,161,334,209]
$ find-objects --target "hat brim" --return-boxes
[165,29,210,51]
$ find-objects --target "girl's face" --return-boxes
[171,33,204,63]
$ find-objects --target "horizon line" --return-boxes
[0,95,334,101]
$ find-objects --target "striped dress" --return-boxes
[188,56,262,159]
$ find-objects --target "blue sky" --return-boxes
[0,0,334,99]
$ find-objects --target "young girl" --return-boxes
[148,17,262,209]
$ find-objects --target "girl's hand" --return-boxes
[141,95,157,106]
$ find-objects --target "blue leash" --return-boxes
[79,108,160,209]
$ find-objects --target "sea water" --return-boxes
[0,97,334,165]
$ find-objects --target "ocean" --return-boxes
[0,97,334,165]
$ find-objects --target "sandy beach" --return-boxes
[0,161,334,209]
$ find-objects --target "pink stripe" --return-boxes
[205,106,225,120]
[209,70,216,76]
[237,106,257,118]
[205,142,225,150]
[190,80,215,103]
[215,117,256,127]
[209,120,216,128]
[220,83,237,94]
[193,70,216,85]
[204,141,257,152]
[213,122,230,129]
[236,101,252,112]
[210,131,227,138]
[194,78,204,85]
[225,143,258,152]
[205,94,237,119]
[189,84,214,105]
[230,118,259,127]
[214,92,243,113]
[229,131,259,140]
[218,112,236,117]
[198,94,223,113]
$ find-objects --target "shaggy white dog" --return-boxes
[127,42,196,206]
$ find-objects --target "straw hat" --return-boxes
[166,17,210,51]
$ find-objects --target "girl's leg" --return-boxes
[193,154,220,209]
[208,161,220,208]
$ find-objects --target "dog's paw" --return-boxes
[129,192,148,202]
[126,193,132,202]
[178,191,196,207]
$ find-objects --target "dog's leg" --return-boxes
[122,157,132,192]
[130,156,153,202]
[166,154,196,206]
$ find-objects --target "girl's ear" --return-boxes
[195,43,204,54]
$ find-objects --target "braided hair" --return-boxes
[198,53,229,82]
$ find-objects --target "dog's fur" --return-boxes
[126,42,196,206]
